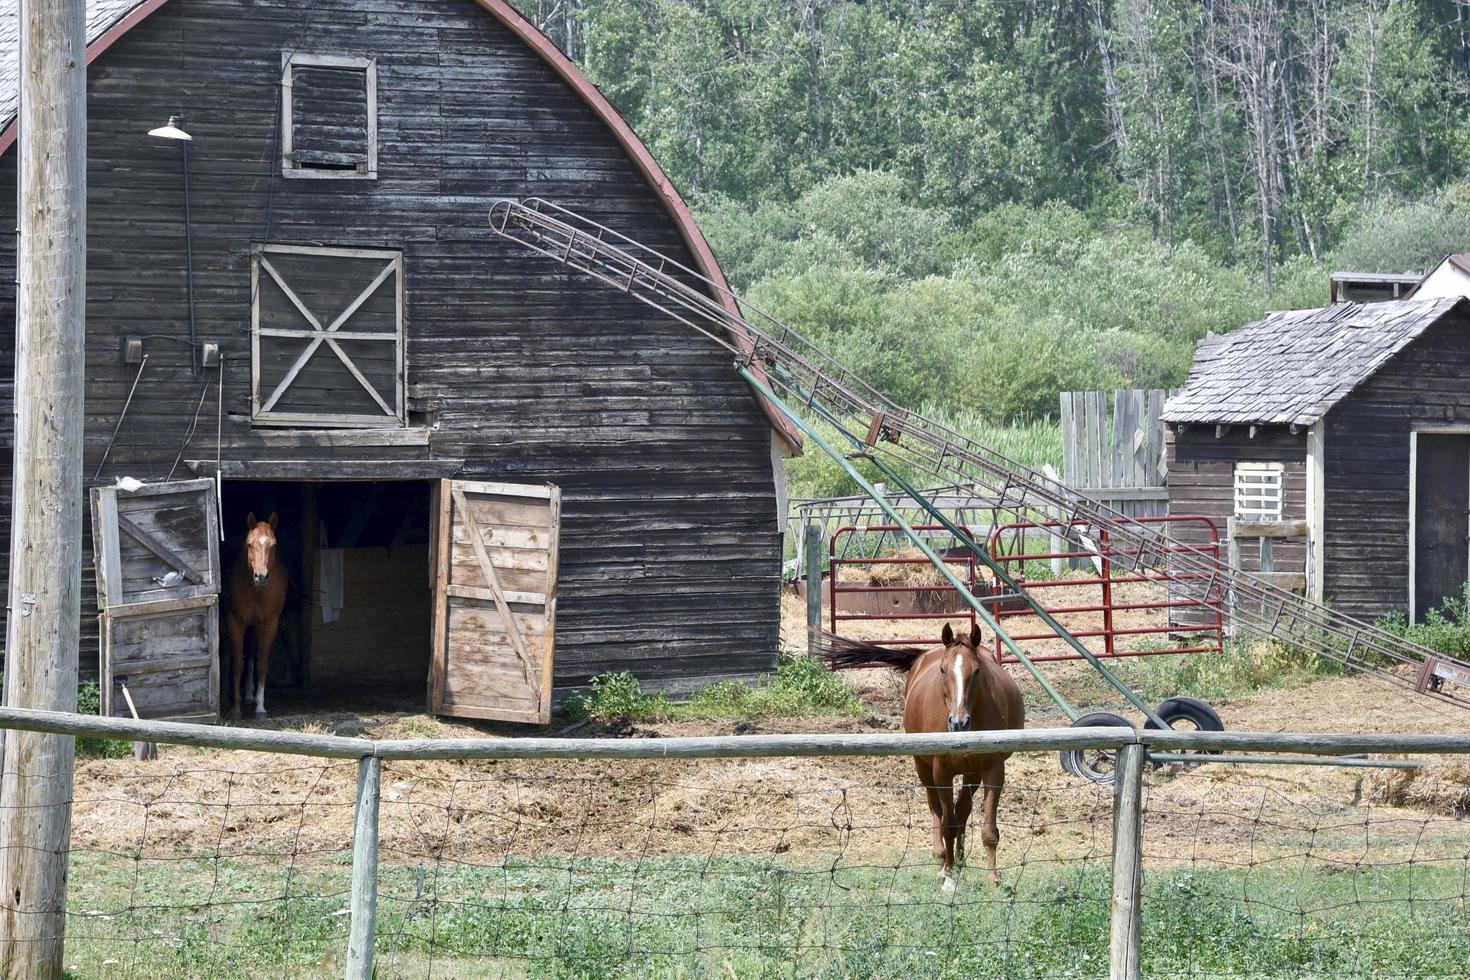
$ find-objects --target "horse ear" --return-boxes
[969,623,982,649]
[246,512,257,530]
[268,512,279,530]
[941,623,955,646]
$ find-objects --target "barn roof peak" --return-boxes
[1161,296,1466,427]
[0,0,801,451]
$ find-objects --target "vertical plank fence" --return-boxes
[1060,389,1176,518]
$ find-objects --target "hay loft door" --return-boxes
[90,479,222,722]
[430,480,561,723]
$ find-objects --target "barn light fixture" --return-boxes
[148,116,199,375]
[147,116,192,141]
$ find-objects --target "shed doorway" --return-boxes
[1411,433,1470,622]
[220,479,432,711]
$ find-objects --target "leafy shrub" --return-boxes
[562,671,673,724]
[564,655,863,724]
[1378,587,1470,660]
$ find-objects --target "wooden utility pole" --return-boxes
[0,0,87,975]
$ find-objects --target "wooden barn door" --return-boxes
[90,479,221,722]
[1413,434,1470,621]
[429,480,561,723]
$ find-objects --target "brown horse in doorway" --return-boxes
[819,623,1024,892]
[222,512,287,720]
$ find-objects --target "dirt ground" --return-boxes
[70,584,1470,878]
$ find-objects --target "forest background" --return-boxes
[512,0,1470,495]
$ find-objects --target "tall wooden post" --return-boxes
[1109,742,1146,980]
[345,756,381,979]
[0,0,87,975]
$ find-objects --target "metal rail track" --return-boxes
[489,197,1470,710]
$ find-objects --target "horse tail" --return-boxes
[812,632,928,673]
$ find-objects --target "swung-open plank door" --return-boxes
[90,479,222,722]
[430,480,561,723]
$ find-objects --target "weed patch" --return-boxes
[564,654,864,724]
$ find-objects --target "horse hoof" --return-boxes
[253,707,267,718]
[225,708,241,723]
[940,873,956,896]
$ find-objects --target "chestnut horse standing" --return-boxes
[222,512,287,720]
[819,623,1024,892]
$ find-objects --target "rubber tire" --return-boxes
[1144,696,1224,769]
[1143,696,1224,733]
[1059,711,1133,785]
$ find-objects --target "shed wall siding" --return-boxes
[1322,310,1470,619]
[0,0,779,693]
[1165,427,1306,626]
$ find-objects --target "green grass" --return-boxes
[1111,638,1346,706]
[564,653,865,724]
[61,852,1470,978]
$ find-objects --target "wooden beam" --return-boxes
[1229,520,1308,539]
[115,512,206,584]
[213,427,430,449]
[186,459,464,480]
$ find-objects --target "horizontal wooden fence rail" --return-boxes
[2,705,1468,760]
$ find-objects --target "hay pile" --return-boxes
[860,549,963,587]
[1363,758,1470,818]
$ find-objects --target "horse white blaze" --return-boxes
[952,653,965,716]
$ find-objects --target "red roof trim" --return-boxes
[0,0,801,451]
[0,0,174,157]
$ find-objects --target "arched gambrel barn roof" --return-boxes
[0,0,802,451]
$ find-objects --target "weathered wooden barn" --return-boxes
[1161,297,1470,623]
[0,0,798,723]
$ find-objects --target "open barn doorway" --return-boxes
[219,479,432,713]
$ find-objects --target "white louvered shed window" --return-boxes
[1234,462,1284,522]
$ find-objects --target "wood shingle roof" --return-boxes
[1161,296,1465,426]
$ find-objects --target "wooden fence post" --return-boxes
[805,523,823,654]
[0,0,88,975]
[346,755,382,980]
[1109,742,1145,980]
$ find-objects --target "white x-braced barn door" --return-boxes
[90,479,222,722]
[251,244,405,427]
[430,480,561,724]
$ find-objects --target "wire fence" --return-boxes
[1,710,1467,979]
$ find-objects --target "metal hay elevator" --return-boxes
[488,198,1470,776]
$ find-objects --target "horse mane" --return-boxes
[812,631,929,673]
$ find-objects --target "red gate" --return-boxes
[986,515,1224,663]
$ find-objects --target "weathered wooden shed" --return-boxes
[1162,297,1470,624]
[0,0,798,723]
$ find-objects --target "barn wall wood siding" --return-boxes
[1322,310,1470,620]
[0,0,780,693]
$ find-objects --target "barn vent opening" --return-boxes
[281,53,377,178]
[221,479,430,712]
